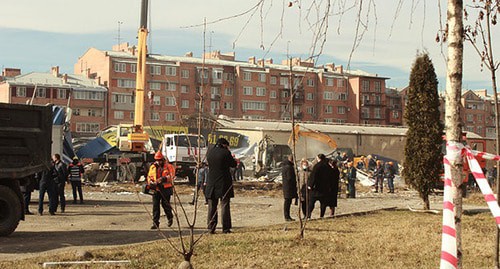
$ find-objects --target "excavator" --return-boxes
[289,124,338,150]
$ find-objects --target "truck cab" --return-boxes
[161,134,207,183]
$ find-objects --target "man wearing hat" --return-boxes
[205,138,237,234]
[68,156,85,204]
[148,151,175,229]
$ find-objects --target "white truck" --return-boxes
[161,134,207,184]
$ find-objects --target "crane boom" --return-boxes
[127,0,149,152]
[289,124,338,149]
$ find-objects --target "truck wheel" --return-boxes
[0,185,22,236]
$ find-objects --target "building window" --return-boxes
[242,101,266,111]
[167,83,177,91]
[280,77,289,87]
[153,96,161,105]
[114,111,124,119]
[76,123,100,133]
[181,100,189,108]
[224,72,234,81]
[338,106,346,114]
[270,76,277,85]
[307,78,314,87]
[362,81,370,92]
[270,104,276,112]
[478,114,483,122]
[281,90,290,98]
[256,87,266,96]
[149,82,161,90]
[166,66,177,76]
[165,113,175,121]
[114,62,126,72]
[73,108,80,116]
[213,69,223,80]
[259,73,266,82]
[150,65,162,75]
[374,108,381,119]
[113,94,133,104]
[74,91,104,100]
[306,93,314,100]
[165,96,176,106]
[181,69,189,78]
[131,64,137,73]
[16,87,26,97]
[181,85,189,93]
[307,106,315,114]
[324,118,334,123]
[151,112,160,121]
[466,114,474,122]
[243,87,253,95]
[36,88,46,98]
[118,79,136,88]
[86,109,100,117]
[243,72,251,81]
[374,81,381,92]
[326,78,334,87]
[224,102,233,110]
[211,87,221,96]
[324,105,333,114]
[270,90,277,99]
[225,88,233,96]
[130,112,135,120]
[392,111,399,119]
[339,93,347,100]
[338,79,345,87]
[323,91,334,100]
[210,101,220,113]
[57,89,67,99]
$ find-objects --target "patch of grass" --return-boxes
[2,210,497,268]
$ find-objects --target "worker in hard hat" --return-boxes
[148,151,175,229]
[384,161,396,193]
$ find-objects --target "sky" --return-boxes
[0,0,498,92]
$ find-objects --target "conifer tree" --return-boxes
[403,53,443,210]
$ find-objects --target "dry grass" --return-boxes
[2,210,497,269]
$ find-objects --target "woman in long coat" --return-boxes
[281,155,298,221]
[297,158,311,217]
[308,154,338,218]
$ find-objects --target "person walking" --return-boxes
[373,160,384,193]
[37,167,57,215]
[68,157,85,204]
[385,162,396,193]
[148,151,175,229]
[205,138,237,234]
[234,158,245,181]
[347,162,357,198]
[52,154,68,213]
[189,162,209,205]
[298,158,311,218]
[307,154,338,218]
[21,176,36,215]
[281,155,298,221]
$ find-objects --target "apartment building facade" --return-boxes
[0,66,107,137]
[74,44,392,129]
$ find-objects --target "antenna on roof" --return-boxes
[116,21,123,46]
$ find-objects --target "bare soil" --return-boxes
[0,181,486,261]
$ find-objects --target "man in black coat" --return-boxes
[206,138,237,234]
[307,154,339,218]
[281,155,298,221]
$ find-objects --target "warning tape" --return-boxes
[440,142,500,269]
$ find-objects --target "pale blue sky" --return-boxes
[0,0,497,92]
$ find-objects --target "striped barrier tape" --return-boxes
[441,142,500,269]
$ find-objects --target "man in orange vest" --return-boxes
[148,151,175,229]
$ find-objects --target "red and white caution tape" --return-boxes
[440,143,500,269]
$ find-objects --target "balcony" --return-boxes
[279,89,305,104]
[361,100,385,106]
[211,77,223,85]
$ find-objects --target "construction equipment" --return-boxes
[121,0,150,152]
[288,124,338,149]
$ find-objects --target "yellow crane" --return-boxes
[121,0,150,152]
[288,124,338,149]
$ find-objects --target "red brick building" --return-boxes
[74,43,393,128]
[0,66,107,137]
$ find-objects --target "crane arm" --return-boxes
[288,124,338,149]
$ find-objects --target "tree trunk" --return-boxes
[445,0,464,268]
[423,194,430,210]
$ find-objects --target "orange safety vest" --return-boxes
[147,161,175,190]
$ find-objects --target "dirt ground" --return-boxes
[0,181,486,261]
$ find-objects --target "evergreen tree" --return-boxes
[403,53,443,210]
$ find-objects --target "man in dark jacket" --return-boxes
[206,138,237,234]
[281,155,298,221]
[37,167,57,215]
[307,154,339,218]
[52,154,68,213]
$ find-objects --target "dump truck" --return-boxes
[0,103,52,236]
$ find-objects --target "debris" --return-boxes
[74,249,93,260]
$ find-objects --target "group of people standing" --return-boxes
[29,154,85,216]
[281,153,341,221]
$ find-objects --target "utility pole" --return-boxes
[116,21,123,46]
